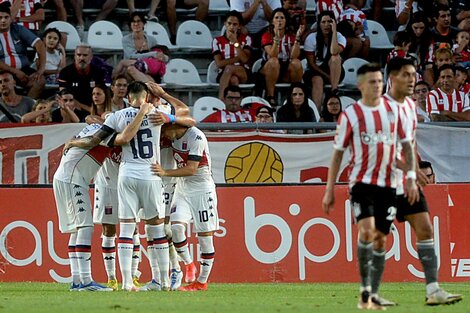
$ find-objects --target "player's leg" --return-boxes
[131,227,142,286]
[180,190,219,291]
[101,224,117,290]
[140,180,170,290]
[403,195,462,305]
[67,232,80,290]
[117,177,140,291]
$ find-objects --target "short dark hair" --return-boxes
[112,75,128,85]
[127,81,148,96]
[434,4,450,18]
[224,10,244,25]
[357,63,381,77]
[43,27,62,42]
[58,88,73,97]
[386,57,415,77]
[0,2,11,15]
[415,80,430,90]
[438,63,455,76]
[223,85,242,98]
[392,31,412,47]
[419,160,433,173]
[455,65,468,75]
[0,70,13,77]
[128,11,146,28]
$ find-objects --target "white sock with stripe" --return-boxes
[101,235,116,280]
[118,222,136,289]
[198,235,215,284]
[68,232,80,285]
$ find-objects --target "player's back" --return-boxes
[54,124,111,186]
[104,107,161,180]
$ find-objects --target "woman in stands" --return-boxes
[113,12,169,83]
[407,12,433,73]
[320,94,342,122]
[259,8,304,107]
[303,10,345,111]
[212,10,253,100]
[86,84,113,124]
[276,82,317,134]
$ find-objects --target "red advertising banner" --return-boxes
[0,185,465,283]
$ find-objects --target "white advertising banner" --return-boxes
[0,124,468,184]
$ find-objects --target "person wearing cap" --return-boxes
[0,2,45,99]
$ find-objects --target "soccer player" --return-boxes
[322,63,419,310]
[384,57,462,306]
[54,102,152,291]
[152,124,219,291]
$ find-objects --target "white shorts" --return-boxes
[93,184,119,225]
[170,189,219,233]
[53,179,93,233]
[163,182,176,217]
[118,176,164,220]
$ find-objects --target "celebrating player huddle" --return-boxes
[53,81,219,292]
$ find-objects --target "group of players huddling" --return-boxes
[53,81,218,292]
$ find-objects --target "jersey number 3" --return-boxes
[130,129,154,159]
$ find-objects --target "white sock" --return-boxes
[147,224,170,287]
[132,233,141,278]
[169,242,181,271]
[172,223,192,264]
[145,224,160,283]
[68,233,80,285]
[76,226,93,285]
[118,222,136,288]
[198,235,215,284]
[101,235,116,280]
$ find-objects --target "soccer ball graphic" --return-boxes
[224,142,284,183]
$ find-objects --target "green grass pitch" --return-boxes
[0,282,468,313]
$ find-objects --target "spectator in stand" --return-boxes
[58,44,105,113]
[212,10,252,100]
[230,0,282,49]
[424,47,454,87]
[0,0,45,34]
[0,70,34,122]
[282,0,307,41]
[407,12,433,73]
[20,99,52,123]
[316,0,344,21]
[71,0,118,36]
[430,4,460,48]
[320,94,342,122]
[51,88,85,123]
[427,64,470,121]
[395,0,418,30]
[453,30,470,68]
[113,12,169,83]
[86,84,113,124]
[0,2,45,99]
[339,0,370,59]
[413,80,431,122]
[126,0,160,22]
[33,28,65,85]
[43,0,67,22]
[259,8,303,107]
[304,10,345,111]
[276,82,316,134]
[419,161,436,184]
[201,85,254,123]
[255,105,274,123]
[387,31,412,63]
[455,65,470,94]
[166,0,209,45]
[450,0,470,31]
[110,75,129,111]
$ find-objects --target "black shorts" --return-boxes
[350,183,397,235]
[259,59,290,82]
[303,62,345,85]
[396,189,429,222]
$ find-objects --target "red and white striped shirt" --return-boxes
[201,109,254,123]
[340,6,367,28]
[212,33,252,71]
[383,94,417,195]
[261,32,296,62]
[426,88,470,114]
[334,98,411,188]
[0,0,43,31]
[317,0,344,21]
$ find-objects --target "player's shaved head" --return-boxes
[127,81,148,104]
[357,63,381,84]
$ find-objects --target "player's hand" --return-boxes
[417,168,430,188]
[322,189,335,214]
[146,81,165,97]
[404,178,420,205]
[139,102,153,115]
[148,111,173,125]
[151,163,166,177]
